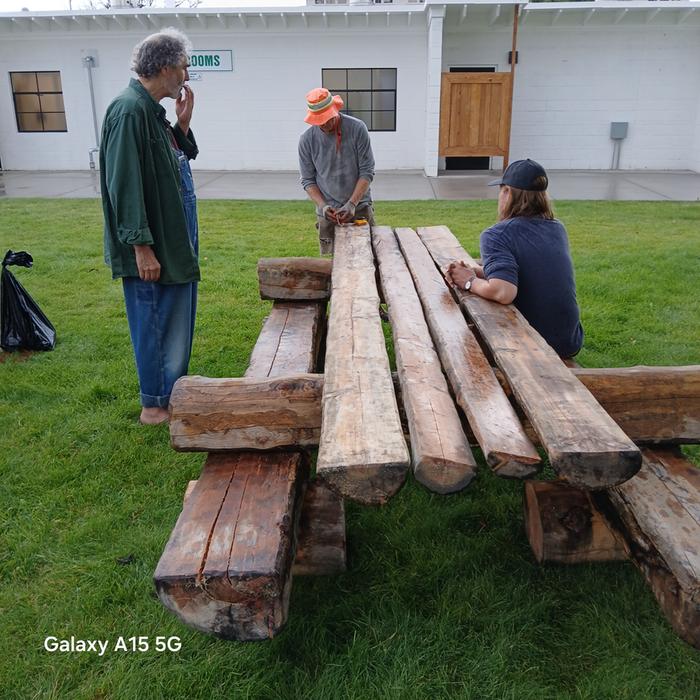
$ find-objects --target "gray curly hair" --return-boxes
[131,28,192,79]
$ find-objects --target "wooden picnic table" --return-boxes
[156,223,700,648]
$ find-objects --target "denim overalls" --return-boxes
[121,139,199,409]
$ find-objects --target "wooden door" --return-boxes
[439,72,513,163]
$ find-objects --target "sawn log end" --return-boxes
[550,447,643,490]
[317,461,409,506]
[414,456,477,495]
[487,450,542,480]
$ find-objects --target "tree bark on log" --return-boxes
[257,257,332,301]
[572,366,700,445]
[523,480,628,564]
[595,447,700,648]
[175,364,700,458]
[495,365,700,445]
[416,225,641,490]
[394,226,540,478]
[316,224,410,505]
[372,226,477,494]
[169,374,323,452]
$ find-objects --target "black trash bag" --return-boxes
[1,250,56,352]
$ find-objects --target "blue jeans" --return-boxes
[123,151,198,408]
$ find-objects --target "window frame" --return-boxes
[321,67,397,133]
[10,70,67,134]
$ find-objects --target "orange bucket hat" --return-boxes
[304,87,344,126]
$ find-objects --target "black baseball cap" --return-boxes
[488,159,548,191]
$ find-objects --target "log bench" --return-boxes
[316,224,410,505]
[416,225,642,490]
[373,226,478,493]
[524,447,700,647]
[180,477,346,578]
[155,300,345,640]
[168,367,700,464]
[156,224,699,649]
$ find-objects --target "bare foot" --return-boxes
[139,407,169,425]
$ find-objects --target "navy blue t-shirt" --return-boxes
[480,217,584,358]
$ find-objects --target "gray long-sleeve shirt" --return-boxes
[298,114,375,208]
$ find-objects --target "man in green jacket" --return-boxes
[100,28,200,425]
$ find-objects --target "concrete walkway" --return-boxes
[1,168,699,201]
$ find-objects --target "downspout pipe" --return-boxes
[83,55,100,169]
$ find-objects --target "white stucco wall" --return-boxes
[0,37,110,171]
[692,94,700,173]
[0,24,428,171]
[443,22,700,171]
[2,8,699,173]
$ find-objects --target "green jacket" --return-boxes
[100,79,200,284]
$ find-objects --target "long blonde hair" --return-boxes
[499,177,554,221]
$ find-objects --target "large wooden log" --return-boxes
[394,227,540,478]
[524,480,628,564]
[596,448,700,648]
[494,365,700,445]
[155,451,308,640]
[526,450,700,648]
[572,366,700,445]
[257,257,332,301]
[293,480,347,576]
[372,226,477,493]
[417,225,641,490]
[246,301,326,378]
[181,477,347,577]
[317,224,410,505]
[169,374,323,452]
[156,300,340,640]
[174,364,700,459]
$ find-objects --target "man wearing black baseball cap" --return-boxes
[447,158,583,359]
[487,158,548,190]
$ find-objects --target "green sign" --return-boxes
[190,50,233,72]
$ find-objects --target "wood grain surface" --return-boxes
[316,224,410,505]
[417,224,641,489]
[395,226,540,478]
[372,225,477,493]
[257,257,332,301]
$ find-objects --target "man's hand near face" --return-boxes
[176,84,194,134]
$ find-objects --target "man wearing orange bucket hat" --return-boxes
[299,87,375,254]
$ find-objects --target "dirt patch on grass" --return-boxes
[0,350,34,363]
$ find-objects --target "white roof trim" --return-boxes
[0,1,697,32]
[0,6,426,19]
[1,1,698,20]
[524,0,698,9]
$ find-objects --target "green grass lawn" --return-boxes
[1,198,699,700]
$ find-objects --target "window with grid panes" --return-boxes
[322,68,396,132]
[10,71,67,133]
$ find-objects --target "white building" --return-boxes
[0,0,699,175]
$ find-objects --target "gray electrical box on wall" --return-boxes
[610,122,628,140]
[609,122,628,169]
